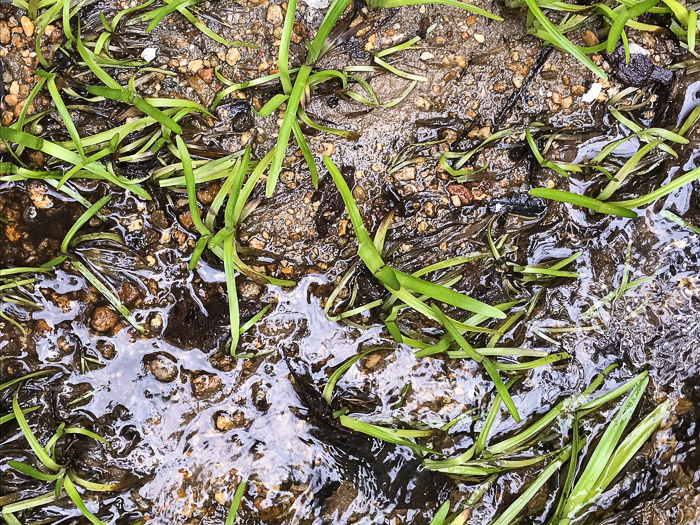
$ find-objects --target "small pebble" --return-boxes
[20,16,34,37]
[267,4,283,25]
[91,306,118,333]
[188,59,204,73]
[141,47,157,62]
[226,47,241,66]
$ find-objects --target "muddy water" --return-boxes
[2,0,700,524]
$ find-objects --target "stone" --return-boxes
[582,30,599,48]
[0,22,10,44]
[267,4,283,25]
[226,47,241,66]
[188,59,204,73]
[91,306,118,332]
[191,374,223,398]
[147,354,179,382]
[20,16,34,37]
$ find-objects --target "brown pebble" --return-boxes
[198,67,214,83]
[91,306,118,332]
[20,16,34,37]
[196,183,220,205]
[571,84,586,96]
[492,80,507,94]
[0,22,9,44]
[191,374,223,398]
[147,354,179,382]
[151,209,169,229]
[266,4,283,25]
[226,47,241,66]
[4,94,18,107]
[1,111,13,126]
[352,184,366,204]
[4,223,23,242]
[582,30,599,48]
[552,92,562,104]
[447,184,473,205]
[215,414,236,431]
[178,210,197,231]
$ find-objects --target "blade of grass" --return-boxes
[225,477,248,525]
[530,188,637,218]
[61,196,111,253]
[13,392,61,471]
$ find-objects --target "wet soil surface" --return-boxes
[1,0,700,524]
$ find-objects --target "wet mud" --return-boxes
[1,0,700,524]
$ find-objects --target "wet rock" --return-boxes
[323,481,359,520]
[214,410,249,431]
[0,22,9,44]
[97,340,117,360]
[267,4,283,25]
[196,183,220,205]
[91,306,118,332]
[605,45,673,87]
[20,16,34,37]
[198,67,214,84]
[251,381,270,411]
[119,282,141,307]
[218,100,254,132]
[582,30,599,47]
[447,184,473,205]
[151,209,169,229]
[254,490,294,521]
[226,48,241,66]
[191,373,223,398]
[488,194,546,216]
[145,353,179,382]
[238,281,263,300]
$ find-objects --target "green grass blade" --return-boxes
[61,196,111,253]
[9,460,64,481]
[564,375,648,516]
[225,477,248,525]
[63,476,104,525]
[530,188,638,218]
[12,392,61,471]
[398,271,506,319]
[323,347,387,403]
[224,239,240,354]
[524,0,606,79]
[488,446,572,525]
[339,415,438,454]
[607,0,661,54]
[429,501,450,525]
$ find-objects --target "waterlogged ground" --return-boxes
[1,0,700,523]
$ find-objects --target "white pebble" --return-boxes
[582,83,602,103]
[141,47,157,62]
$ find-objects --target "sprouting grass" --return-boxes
[225,478,248,525]
[661,209,700,234]
[176,140,294,354]
[260,0,502,196]
[417,368,669,524]
[530,188,638,218]
[505,1,700,79]
[1,390,126,525]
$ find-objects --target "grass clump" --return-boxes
[1,383,126,525]
[422,368,669,525]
